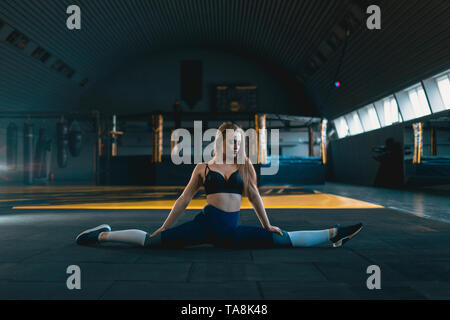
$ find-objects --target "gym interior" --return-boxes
[0,0,449,300]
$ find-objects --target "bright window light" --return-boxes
[407,85,431,118]
[436,75,450,110]
[345,111,364,135]
[383,97,401,126]
[358,104,380,132]
[333,117,349,138]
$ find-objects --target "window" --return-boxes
[384,97,401,125]
[333,116,349,138]
[6,30,29,50]
[51,59,75,79]
[333,69,450,140]
[407,85,431,118]
[358,104,380,132]
[422,69,450,113]
[396,83,431,121]
[345,111,364,135]
[374,96,402,127]
[436,75,450,110]
[51,59,65,72]
[31,47,51,63]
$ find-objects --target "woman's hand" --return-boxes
[150,226,166,238]
[265,225,283,236]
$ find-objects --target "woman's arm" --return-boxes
[150,163,204,237]
[245,159,283,235]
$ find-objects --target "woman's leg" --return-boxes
[286,228,336,247]
[77,210,210,248]
[99,229,148,246]
[287,224,364,248]
[76,224,111,245]
[144,211,210,248]
[227,225,337,248]
[96,212,210,248]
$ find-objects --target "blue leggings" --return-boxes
[153,204,292,248]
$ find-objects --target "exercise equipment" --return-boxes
[254,114,267,164]
[69,120,83,157]
[56,119,69,168]
[34,127,52,182]
[152,114,163,163]
[321,119,328,164]
[23,121,34,184]
[109,115,123,157]
[6,122,18,170]
[412,122,423,164]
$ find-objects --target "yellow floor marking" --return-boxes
[0,185,305,192]
[0,186,185,194]
[12,193,382,209]
[257,194,382,208]
[4,185,383,209]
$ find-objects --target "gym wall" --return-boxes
[0,118,95,184]
[81,47,311,116]
[327,124,404,186]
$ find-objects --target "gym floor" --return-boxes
[0,183,449,299]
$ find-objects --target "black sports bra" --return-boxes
[203,163,243,195]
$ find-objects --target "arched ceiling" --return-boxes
[0,0,449,119]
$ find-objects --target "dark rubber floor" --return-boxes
[1,207,450,299]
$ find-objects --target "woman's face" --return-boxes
[222,130,242,159]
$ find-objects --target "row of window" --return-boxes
[333,69,450,138]
[0,18,88,86]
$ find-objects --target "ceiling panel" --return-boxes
[0,0,448,118]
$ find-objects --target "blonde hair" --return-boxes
[210,122,256,197]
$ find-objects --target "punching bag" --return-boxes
[34,128,45,179]
[41,136,52,179]
[6,122,18,170]
[69,120,82,157]
[23,121,34,185]
[56,121,69,168]
[34,128,52,180]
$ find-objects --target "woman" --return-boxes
[76,122,362,249]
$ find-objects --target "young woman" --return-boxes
[76,122,362,249]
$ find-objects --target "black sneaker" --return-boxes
[330,223,363,248]
[76,224,111,245]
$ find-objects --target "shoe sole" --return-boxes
[76,224,111,242]
[333,225,363,248]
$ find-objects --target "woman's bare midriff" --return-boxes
[206,193,242,212]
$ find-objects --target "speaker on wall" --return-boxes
[181,60,202,109]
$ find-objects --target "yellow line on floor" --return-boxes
[0,186,186,194]
[12,194,383,209]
